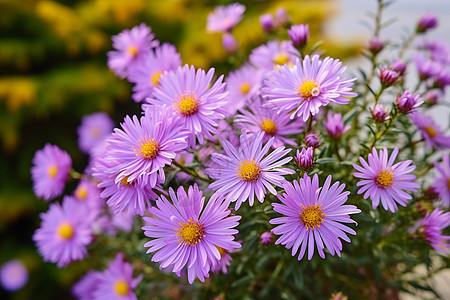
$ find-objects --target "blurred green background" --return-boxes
[0,0,360,299]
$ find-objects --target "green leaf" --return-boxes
[316,157,336,164]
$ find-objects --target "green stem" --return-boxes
[172,160,212,183]
[70,169,83,180]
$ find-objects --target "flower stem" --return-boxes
[172,160,212,183]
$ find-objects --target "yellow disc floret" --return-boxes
[127,46,138,57]
[114,279,129,296]
[376,169,394,188]
[47,165,58,178]
[299,204,326,230]
[298,80,320,99]
[273,53,289,66]
[176,95,199,116]
[134,137,159,160]
[176,218,205,246]
[151,71,163,86]
[57,223,74,240]
[424,126,436,138]
[260,119,277,135]
[240,83,251,95]
[75,186,87,200]
[237,159,261,182]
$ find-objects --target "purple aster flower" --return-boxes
[413,54,441,80]
[260,231,274,245]
[206,3,245,33]
[275,7,291,27]
[433,68,450,89]
[323,111,350,139]
[353,147,420,212]
[94,253,142,300]
[409,111,450,150]
[270,174,360,260]
[288,24,309,48]
[225,64,262,116]
[295,147,314,171]
[235,97,305,148]
[396,90,423,113]
[72,270,101,300]
[368,37,384,55]
[31,144,72,201]
[211,247,233,274]
[370,104,389,122]
[304,132,321,148]
[73,179,104,211]
[263,55,357,121]
[222,33,238,53]
[249,40,299,72]
[33,196,94,267]
[260,13,275,33]
[142,185,241,284]
[77,112,114,154]
[107,23,159,79]
[417,209,450,254]
[421,38,450,65]
[105,107,189,188]
[390,59,407,76]
[417,13,438,33]
[146,65,228,147]
[431,155,450,207]
[0,260,28,292]
[379,68,398,86]
[128,43,182,103]
[207,131,294,210]
[424,89,442,105]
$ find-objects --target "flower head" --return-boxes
[409,111,450,150]
[368,37,384,55]
[295,147,314,171]
[370,104,389,122]
[249,40,299,72]
[263,55,357,121]
[270,174,360,260]
[73,179,103,210]
[142,185,241,284]
[417,209,450,254]
[413,54,441,80]
[288,24,309,48]
[0,260,28,292]
[211,247,234,274]
[323,111,350,139]
[417,13,438,33]
[77,112,114,154]
[353,147,420,212]
[431,155,450,208]
[379,68,398,86]
[31,144,72,201]
[260,231,274,245]
[396,90,423,113]
[222,33,238,53]
[207,3,245,33]
[390,59,407,76]
[207,131,294,210]
[275,7,291,27]
[72,270,101,300]
[260,13,275,33]
[304,132,321,148]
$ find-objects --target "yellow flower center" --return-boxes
[424,126,436,138]
[273,53,289,66]
[260,119,277,135]
[47,165,58,178]
[376,169,394,188]
[90,127,101,138]
[240,83,251,95]
[134,137,159,160]
[298,80,320,99]
[75,186,88,200]
[57,223,74,240]
[299,204,326,230]
[120,176,132,186]
[237,159,261,182]
[126,45,138,57]
[216,246,226,257]
[176,218,205,246]
[114,279,129,296]
[151,71,163,86]
[176,95,199,116]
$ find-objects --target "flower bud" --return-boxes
[370,104,389,122]
[424,89,441,105]
[323,111,350,139]
[295,147,314,171]
[390,59,407,76]
[304,132,321,148]
[416,13,438,33]
[260,232,274,245]
[275,7,290,27]
[396,90,422,113]
[288,24,309,48]
[379,68,398,86]
[260,13,275,33]
[368,37,384,55]
[222,33,238,53]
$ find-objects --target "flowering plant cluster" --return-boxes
[23,1,450,299]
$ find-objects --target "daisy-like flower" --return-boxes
[107,23,159,78]
[225,64,262,116]
[263,55,357,121]
[33,196,94,267]
[31,144,72,201]
[235,97,305,148]
[105,106,189,188]
[211,247,233,274]
[128,43,182,103]
[409,111,450,150]
[431,155,450,207]
[249,40,299,72]
[0,260,28,292]
[417,209,450,254]
[147,65,228,147]
[353,147,420,212]
[396,90,422,113]
[77,112,114,154]
[72,270,101,300]
[73,179,103,210]
[142,185,241,284]
[93,253,142,300]
[207,131,294,210]
[270,174,360,260]
[206,3,245,33]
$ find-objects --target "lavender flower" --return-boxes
[72,270,101,300]
[416,13,438,33]
[270,174,360,260]
[433,68,450,89]
[260,232,274,245]
[73,179,103,210]
[370,104,389,122]
[396,90,423,113]
[417,209,450,254]
[368,37,384,55]
[207,3,245,33]
[0,260,28,292]
[390,59,407,76]
[323,111,350,139]
[249,40,299,72]
[305,132,321,148]
[379,68,398,86]
[77,112,114,154]
[431,155,450,207]
[222,32,238,53]
[211,247,233,274]
[288,24,309,48]
[409,111,450,150]
[295,147,314,171]
[275,7,290,27]
[424,89,442,105]
[413,54,441,80]
[260,13,275,33]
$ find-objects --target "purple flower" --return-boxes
[222,32,238,53]
[142,185,241,284]
[275,7,291,27]
[409,111,450,150]
[235,97,305,148]
[417,209,450,254]
[207,3,245,33]
[147,65,228,147]
[424,89,442,105]
[77,112,114,154]
[105,107,189,188]
[107,23,159,79]
[33,196,94,267]
[270,174,360,260]
[72,270,101,300]
[353,147,420,212]
[421,38,450,65]
[288,24,309,48]
[417,13,438,33]
[433,68,450,89]
[249,40,299,72]
[390,59,407,76]
[128,43,182,103]
[263,55,357,121]
[379,68,398,86]
[431,155,450,207]
[260,13,275,33]
[211,247,233,274]
[413,54,441,80]
[370,104,389,122]
[295,147,314,171]
[368,37,384,55]
[323,111,350,139]
[31,144,72,201]
[94,253,142,300]
[73,179,103,211]
[396,90,423,113]
[207,131,294,210]
[0,260,28,292]
[304,132,321,148]
[260,231,274,245]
